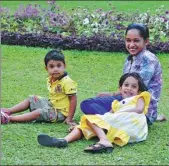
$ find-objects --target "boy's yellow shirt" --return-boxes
[47,75,77,117]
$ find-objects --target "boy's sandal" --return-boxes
[1,112,10,124]
[37,134,68,148]
[84,143,113,153]
[1,108,11,115]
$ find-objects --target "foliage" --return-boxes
[133,6,169,42]
[2,31,169,53]
[1,2,169,43]
[0,3,71,35]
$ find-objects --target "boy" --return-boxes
[1,49,77,126]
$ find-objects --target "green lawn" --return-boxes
[1,1,169,164]
[2,1,169,14]
[1,45,169,165]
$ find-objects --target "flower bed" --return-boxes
[1,2,169,53]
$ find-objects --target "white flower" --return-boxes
[160,31,166,36]
[91,22,98,28]
[91,14,95,18]
[160,17,165,23]
[166,21,169,29]
[92,28,98,33]
[155,17,160,24]
[83,18,89,25]
[101,13,105,17]
[166,14,169,19]
[143,13,147,17]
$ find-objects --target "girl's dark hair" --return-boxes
[125,23,149,40]
[44,49,65,66]
[119,72,148,92]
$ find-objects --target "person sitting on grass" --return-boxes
[37,72,151,154]
[1,49,77,126]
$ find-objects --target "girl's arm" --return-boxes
[97,90,121,97]
[118,97,145,114]
[64,95,77,126]
[110,109,114,113]
[97,92,114,97]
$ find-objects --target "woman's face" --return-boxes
[125,29,149,56]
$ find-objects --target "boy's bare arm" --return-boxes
[64,95,77,126]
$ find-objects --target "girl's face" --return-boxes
[46,60,65,81]
[125,29,149,56]
[120,76,139,98]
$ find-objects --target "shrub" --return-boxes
[2,31,169,53]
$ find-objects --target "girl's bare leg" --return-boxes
[86,120,112,147]
[37,127,83,147]
[64,127,82,143]
[9,109,40,122]
[2,98,30,115]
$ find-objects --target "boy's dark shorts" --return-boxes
[29,95,66,122]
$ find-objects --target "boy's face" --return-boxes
[120,76,139,98]
[46,60,65,81]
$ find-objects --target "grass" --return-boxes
[1,45,169,165]
[1,1,169,14]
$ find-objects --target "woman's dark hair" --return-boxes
[44,49,65,67]
[119,72,148,92]
[125,23,149,40]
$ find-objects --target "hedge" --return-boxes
[2,31,169,53]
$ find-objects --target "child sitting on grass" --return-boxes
[37,72,151,153]
[1,49,77,126]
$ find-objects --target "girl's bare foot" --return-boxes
[97,140,113,148]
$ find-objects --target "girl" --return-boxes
[80,23,164,125]
[37,73,151,153]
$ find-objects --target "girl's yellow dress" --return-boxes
[78,91,151,146]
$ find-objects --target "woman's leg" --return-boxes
[9,109,40,122]
[80,95,122,115]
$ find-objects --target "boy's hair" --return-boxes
[119,72,148,92]
[125,23,149,40]
[44,49,65,66]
